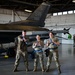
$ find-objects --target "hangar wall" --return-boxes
[0,8,29,23]
[45,14,75,27]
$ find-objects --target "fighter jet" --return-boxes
[0,2,50,43]
[0,2,70,57]
[0,2,50,56]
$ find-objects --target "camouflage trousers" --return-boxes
[46,49,60,69]
[14,50,28,69]
[34,52,44,69]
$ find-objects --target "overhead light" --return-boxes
[72,0,75,3]
[25,9,32,13]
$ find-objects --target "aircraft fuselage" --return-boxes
[0,30,21,43]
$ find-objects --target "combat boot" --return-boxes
[45,66,49,72]
[26,68,29,72]
[26,66,29,72]
[42,66,45,72]
[42,68,44,72]
[25,61,29,72]
[33,66,37,72]
[58,67,61,74]
[45,68,49,72]
[13,66,17,72]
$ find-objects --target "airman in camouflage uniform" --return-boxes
[32,35,44,72]
[13,31,29,72]
[45,32,61,74]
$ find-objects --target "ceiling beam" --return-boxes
[8,0,39,6]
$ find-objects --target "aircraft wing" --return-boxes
[0,24,49,31]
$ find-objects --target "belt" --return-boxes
[49,47,58,49]
[34,49,43,52]
[35,47,42,50]
[45,47,58,51]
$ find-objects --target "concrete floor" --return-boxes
[0,44,75,75]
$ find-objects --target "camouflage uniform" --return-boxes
[13,35,29,72]
[32,40,44,72]
[73,34,75,47]
[46,37,61,73]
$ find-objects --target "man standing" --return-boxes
[13,30,29,72]
[73,34,75,47]
[45,32,61,74]
[32,35,44,72]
